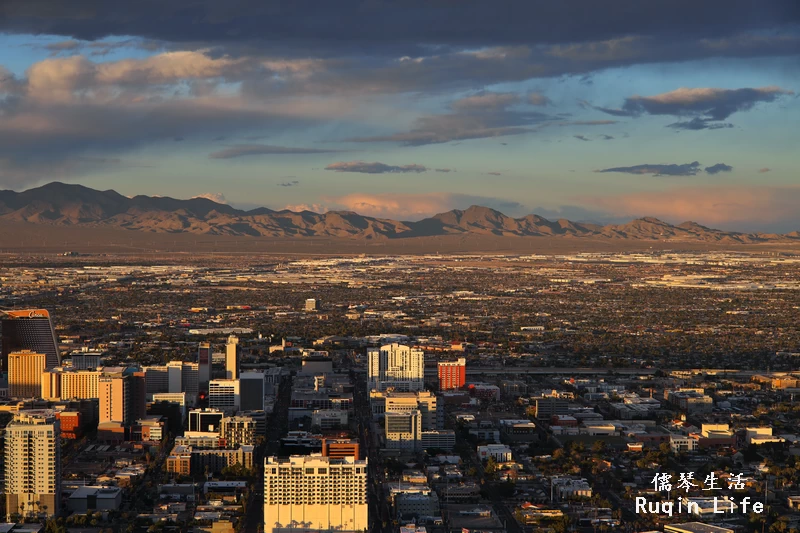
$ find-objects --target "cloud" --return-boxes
[486,172,503,176]
[574,135,591,142]
[601,134,614,140]
[192,192,227,204]
[579,185,800,232]
[528,92,552,106]
[324,161,428,174]
[208,144,339,159]
[327,192,526,219]
[667,118,735,130]
[759,167,771,173]
[597,161,703,176]
[560,120,618,126]
[278,180,300,186]
[593,86,793,128]
[3,1,798,61]
[434,168,453,173]
[704,163,733,175]
[282,203,329,213]
[347,91,554,146]
[44,40,81,54]
[451,92,520,111]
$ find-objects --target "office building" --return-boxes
[70,352,102,370]
[264,455,368,533]
[240,371,266,411]
[9,350,46,398]
[1,309,61,371]
[4,410,61,521]
[209,379,240,414]
[198,343,212,385]
[130,370,147,421]
[438,358,466,391]
[60,369,101,400]
[220,415,258,447]
[321,438,360,459]
[368,343,425,392]
[143,365,170,395]
[385,411,422,451]
[189,408,224,433]
[305,298,318,312]
[225,336,239,380]
[99,372,131,425]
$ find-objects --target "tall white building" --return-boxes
[209,379,240,414]
[367,343,424,392]
[264,454,368,533]
[4,410,61,521]
[226,336,240,380]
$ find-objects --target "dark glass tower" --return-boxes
[1,309,61,371]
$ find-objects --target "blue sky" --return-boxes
[0,1,798,231]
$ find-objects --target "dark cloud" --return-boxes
[574,135,591,142]
[325,161,428,174]
[704,163,733,174]
[487,172,502,176]
[601,134,614,140]
[208,144,339,159]
[2,0,797,53]
[667,118,734,130]
[347,92,554,146]
[435,168,453,173]
[597,161,703,176]
[593,87,792,128]
[561,120,618,126]
[44,39,81,53]
[597,161,734,177]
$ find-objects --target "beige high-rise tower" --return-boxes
[4,410,61,521]
[8,350,46,399]
[99,372,131,424]
[264,455,368,533]
[225,335,239,380]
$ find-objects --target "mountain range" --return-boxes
[0,182,797,244]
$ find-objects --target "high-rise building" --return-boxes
[438,358,466,391]
[220,415,258,447]
[1,309,61,371]
[368,343,425,392]
[225,336,239,380]
[4,410,61,521]
[209,379,240,414]
[41,368,63,400]
[99,373,131,425]
[385,411,422,451]
[8,350,46,398]
[379,390,441,430]
[188,408,224,433]
[239,371,266,411]
[198,343,212,385]
[130,370,147,422]
[264,455,367,533]
[60,369,101,400]
[304,298,318,312]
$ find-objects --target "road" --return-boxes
[242,374,292,533]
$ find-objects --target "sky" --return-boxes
[0,1,799,231]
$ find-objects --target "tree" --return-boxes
[485,457,498,477]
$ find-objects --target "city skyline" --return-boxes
[0,2,799,231]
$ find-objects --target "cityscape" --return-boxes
[0,252,798,533]
[1,2,800,533]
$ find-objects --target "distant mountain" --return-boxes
[0,182,796,243]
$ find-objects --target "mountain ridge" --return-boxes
[0,182,796,244]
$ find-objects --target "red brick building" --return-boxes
[438,358,466,390]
